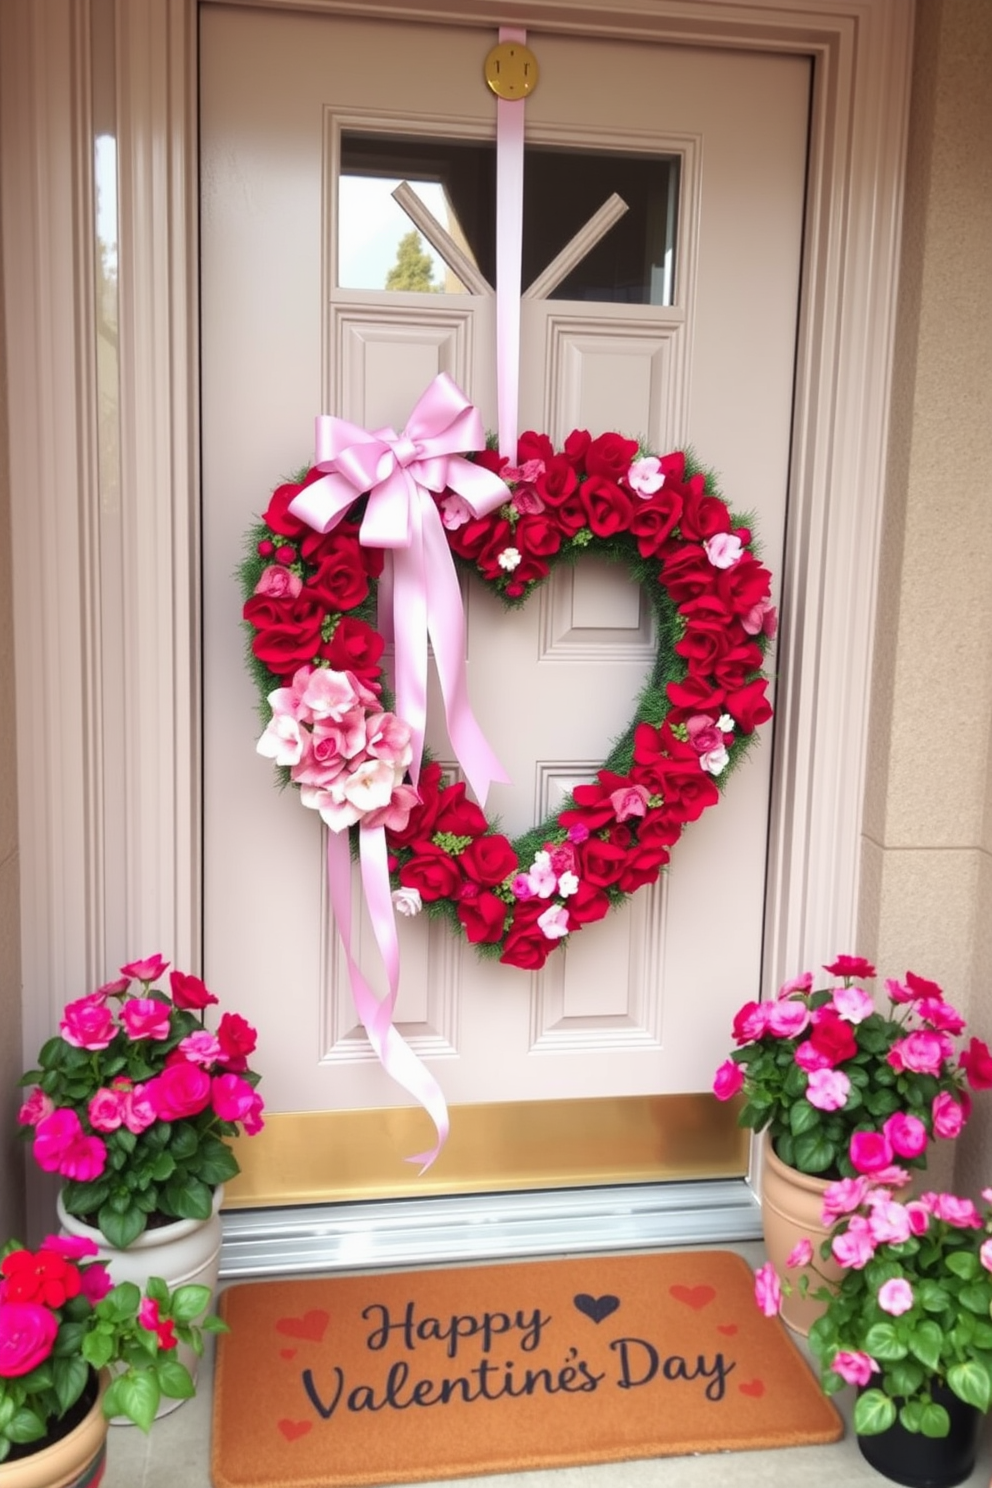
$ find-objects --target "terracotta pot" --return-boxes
[759,1133,843,1336]
[0,1370,108,1488]
[56,1187,224,1419]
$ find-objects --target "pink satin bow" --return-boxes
[289,372,510,805]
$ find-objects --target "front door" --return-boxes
[199,5,809,1200]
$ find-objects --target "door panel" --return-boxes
[200,7,809,1174]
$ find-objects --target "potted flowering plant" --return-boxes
[754,1172,992,1484]
[713,956,992,1181]
[17,954,265,1249]
[0,1230,225,1466]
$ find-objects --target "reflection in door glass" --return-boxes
[339,133,679,304]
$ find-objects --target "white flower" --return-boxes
[497,547,522,572]
[627,455,665,496]
[717,713,735,734]
[699,746,730,776]
[557,871,579,898]
[256,713,305,768]
[537,904,569,940]
[392,887,423,918]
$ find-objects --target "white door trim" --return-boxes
[1,0,913,1217]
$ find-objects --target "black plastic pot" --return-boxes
[856,1384,984,1488]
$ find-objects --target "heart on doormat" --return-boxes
[241,428,775,971]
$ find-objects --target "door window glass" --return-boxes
[339,133,679,303]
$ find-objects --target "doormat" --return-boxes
[210,1250,842,1488]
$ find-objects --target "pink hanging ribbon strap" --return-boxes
[288,372,510,805]
[496,26,527,462]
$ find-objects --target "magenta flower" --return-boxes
[0,1301,59,1378]
[120,997,172,1042]
[823,955,876,980]
[179,1031,223,1067]
[831,1215,876,1269]
[712,1059,745,1101]
[849,1131,894,1174]
[794,1040,831,1072]
[88,1087,126,1133]
[776,971,813,997]
[17,1088,54,1127]
[39,1234,99,1260]
[805,1068,851,1111]
[754,1262,782,1317]
[887,1030,947,1076]
[923,1193,982,1229]
[211,1073,258,1122]
[882,1111,928,1159]
[58,1133,107,1183]
[120,953,169,982]
[59,995,117,1051]
[831,1351,879,1387]
[32,1109,85,1172]
[932,1091,966,1138]
[980,1239,992,1273]
[878,1278,915,1316]
[121,1082,158,1135]
[144,1063,211,1121]
[79,1263,113,1304]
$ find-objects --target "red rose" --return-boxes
[565,880,611,926]
[679,486,732,541]
[399,844,465,901]
[676,620,733,671]
[457,891,508,944]
[658,544,715,603]
[307,552,370,612]
[562,429,591,469]
[580,476,634,537]
[459,834,518,886]
[514,513,562,560]
[251,611,324,676]
[169,970,218,1011]
[584,432,639,481]
[217,1011,258,1068]
[262,477,313,539]
[385,761,445,849]
[318,616,384,685]
[824,955,877,980]
[558,771,631,832]
[516,430,555,463]
[808,1009,858,1067]
[665,675,727,718]
[617,848,669,892]
[725,679,773,733]
[629,488,684,556]
[444,514,505,562]
[535,455,579,507]
[714,643,764,691]
[638,813,682,849]
[716,555,772,617]
[500,926,553,970]
[434,784,488,838]
[472,449,510,477]
[960,1037,992,1090]
[577,838,628,888]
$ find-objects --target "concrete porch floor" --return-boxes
[102,1244,992,1488]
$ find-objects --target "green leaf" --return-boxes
[107,1369,160,1433]
[163,1176,214,1221]
[947,1360,992,1412]
[854,1388,897,1435]
[886,1359,925,1397]
[908,1319,943,1371]
[6,1407,47,1444]
[150,1151,177,1182]
[98,1281,142,1323]
[168,1124,199,1162]
[146,1276,170,1305]
[156,1356,195,1399]
[195,1144,240,1186]
[864,1323,909,1362]
[946,1251,980,1280]
[916,1280,951,1313]
[958,1283,992,1315]
[920,1400,951,1438]
[792,1131,836,1173]
[169,1283,212,1323]
[789,1099,820,1136]
[97,1201,148,1249]
[51,1354,89,1414]
[899,1400,923,1432]
[82,1331,115,1370]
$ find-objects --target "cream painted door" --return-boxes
[200,9,808,1149]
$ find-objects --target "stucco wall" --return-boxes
[860,0,992,1196]
[0,180,25,1240]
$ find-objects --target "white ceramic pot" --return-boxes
[56,1188,224,1419]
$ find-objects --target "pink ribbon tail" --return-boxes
[325,827,449,1171]
[496,25,527,462]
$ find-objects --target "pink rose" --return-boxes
[609,784,650,822]
[58,1134,107,1182]
[120,997,172,1041]
[17,1088,54,1127]
[753,1261,781,1317]
[685,716,724,755]
[882,1111,928,1159]
[712,1060,744,1101]
[120,954,169,982]
[180,1031,222,1067]
[805,1068,851,1111]
[822,1176,869,1221]
[96,976,131,997]
[887,1030,947,1075]
[867,1200,912,1245]
[731,1001,769,1044]
[849,1131,894,1174]
[786,1238,813,1269]
[877,1278,914,1316]
[916,997,966,1034]
[777,972,813,998]
[932,1092,967,1139]
[765,1001,811,1038]
[88,1087,126,1132]
[254,564,302,599]
[923,1193,982,1228]
[831,1215,876,1269]
[980,1239,992,1273]
[59,994,117,1050]
[831,1351,879,1387]
[122,1083,158,1135]
[33,1109,84,1172]
[145,1062,211,1120]
[211,1073,258,1122]
[703,532,744,568]
[885,977,917,1004]
[905,1201,931,1235]
[0,1302,59,1377]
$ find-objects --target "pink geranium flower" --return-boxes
[877,1278,914,1316]
[754,1262,782,1317]
[831,1351,879,1386]
[831,1214,876,1269]
[805,1067,851,1111]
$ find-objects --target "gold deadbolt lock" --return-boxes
[484,41,539,100]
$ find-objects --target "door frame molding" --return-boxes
[2,0,914,1219]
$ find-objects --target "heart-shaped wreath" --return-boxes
[240,428,776,972]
